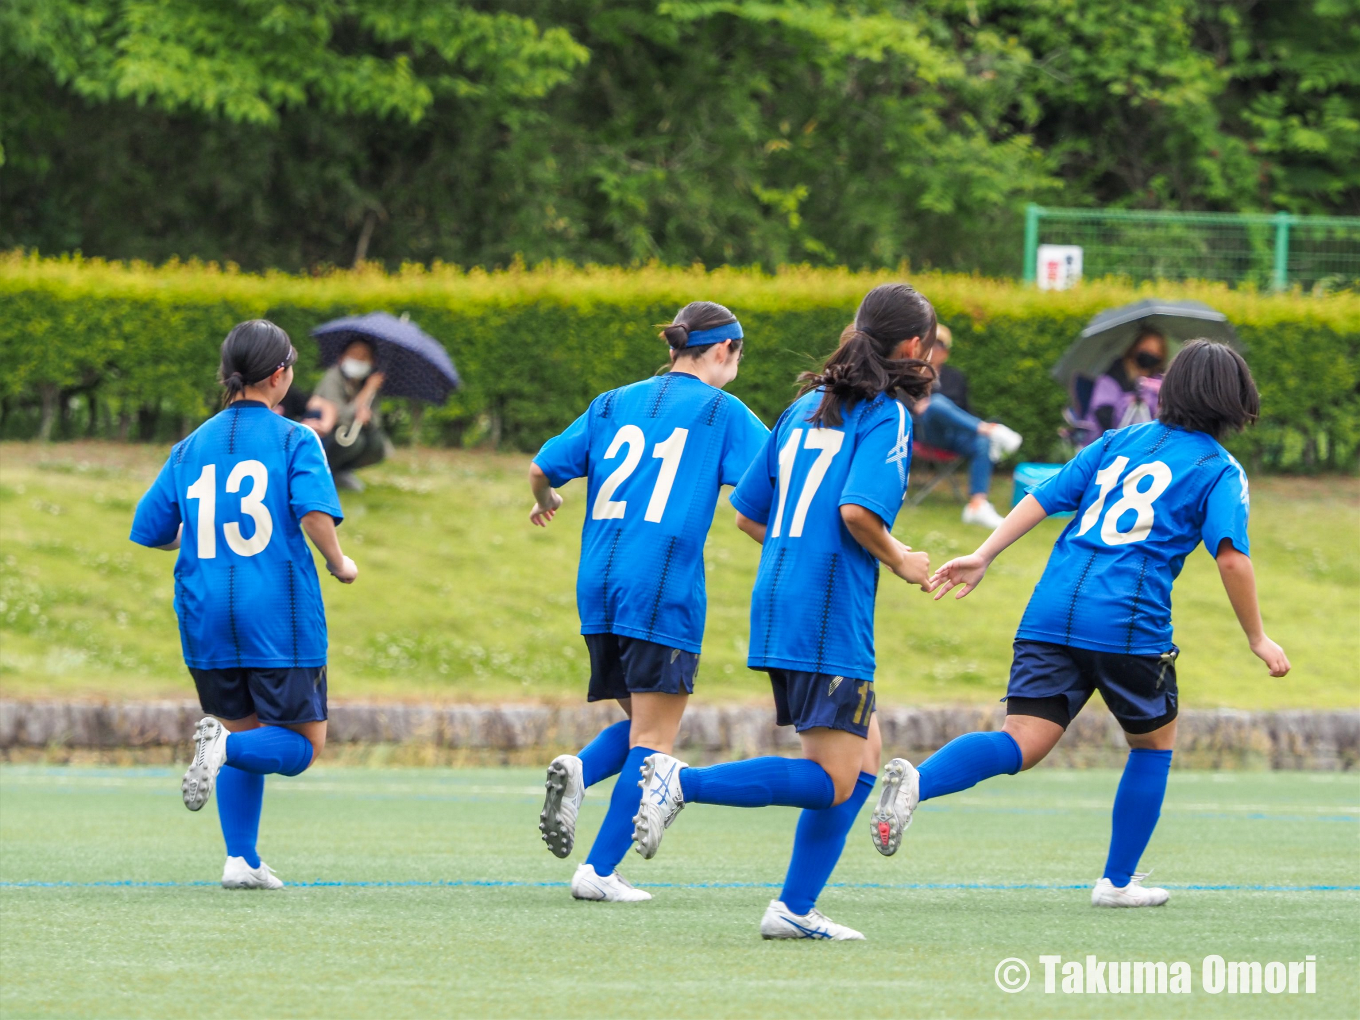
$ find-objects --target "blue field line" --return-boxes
[2,879,1356,892]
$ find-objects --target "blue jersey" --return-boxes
[1019,421,1250,655]
[731,389,913,680]
[129,401,344,669]
[533,372,769,653]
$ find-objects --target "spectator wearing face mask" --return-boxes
[306,340,388,491]
[1090,330,1167,439]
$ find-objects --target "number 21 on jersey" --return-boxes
[1076,456,1173,546]
[592,425,688,523]
[186,461,274,558]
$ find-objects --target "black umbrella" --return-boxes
[312,312,461,403]
[1050,298,1239,385]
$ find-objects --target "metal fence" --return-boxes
[1023,205,1360,291]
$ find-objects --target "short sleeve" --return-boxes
[1201,457,1250,557]
[129,453,183,547]
[534,410,592,487]
[720,400,770,487]
[1030,439,1104,514]
[839,400,912,528]
[312,367,348,407]
[289,426,344,523]
[730,427,779,524]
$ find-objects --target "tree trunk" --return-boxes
[38,384,59,442]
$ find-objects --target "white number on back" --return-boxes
[1076,457,1173,546]
[591,425,690,523]
[185,460,274,558]
[770,427,845,538]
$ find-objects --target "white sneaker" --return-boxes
[1091,873,1169,908]
[760,899,865,941]
[632,752,687,860]
[869,757,919,856]
[986,424,1023,463]
[540,754,585,859]
[570,863,652,902]
[221,856,284,890]
[182,717,229,811]
[961,500,1005,530]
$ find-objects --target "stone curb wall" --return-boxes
[2,700,1356,769]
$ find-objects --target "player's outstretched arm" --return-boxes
[840,504,930,590]
[302,510,358,583]
[1215,540,1290,677]
[734,510,767,545]
[528,463,564,527]
[929,494,1049,600]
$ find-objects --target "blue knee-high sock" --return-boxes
[578,719,632,789]
[917,731,1022,801]
[225,726,313,777]
[216,765,264,868]
[1103,749,1172,887]
[780,771,876,915]
[679,757,835,810]
[585,745,654,874]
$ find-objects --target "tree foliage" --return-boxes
[2,0,1355,273]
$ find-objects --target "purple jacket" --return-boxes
[1090,371,1162,436]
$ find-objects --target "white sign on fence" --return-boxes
[1037,244,1083,290]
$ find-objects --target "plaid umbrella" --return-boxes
[1050,299,1240,386]
[312,312,461,404]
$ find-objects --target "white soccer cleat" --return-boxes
[182,717,229,811]
[870,757,919,856]
[570,863,652,902]
[221,856,284,890]
[1091,873,1169,908]
[961,500,1005,530]
[987,424,1023,463]
[632,752,687,860]
[540,754,585,859]
[760,900,865,941]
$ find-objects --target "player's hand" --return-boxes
[891,544,931,589]
[928,553,990,600]
[529,490,563,527]
[1250,634,1290,677]
[327,555,358,583]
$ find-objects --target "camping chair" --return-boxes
[906,442,967,506]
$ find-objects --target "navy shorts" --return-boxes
[188,665,328,725]
[1005,640,1178,734]
[768,670,875,738]
[584,633,698,703]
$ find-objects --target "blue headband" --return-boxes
[680,320,743,347]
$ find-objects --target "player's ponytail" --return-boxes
[218,320,297,407]
[658,301,744,361]
[798,282,937,427]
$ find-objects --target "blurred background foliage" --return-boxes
[3,0,1357,275]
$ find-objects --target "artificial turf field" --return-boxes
[1,765,1356,1019]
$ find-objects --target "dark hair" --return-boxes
[659,301,743,360]
[1157,339,1259,440]
[219,319,297,406]
[798,282,937,427]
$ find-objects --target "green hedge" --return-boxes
[2,252,1356,470]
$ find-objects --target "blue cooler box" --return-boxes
[1012,462,1074,517]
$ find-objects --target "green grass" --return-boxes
[1,441,1357,708]
[1,764,1357,1018]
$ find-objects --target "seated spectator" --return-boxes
[306,339,388,491]
[912,325,1023,530]
[1089,329,1167,438]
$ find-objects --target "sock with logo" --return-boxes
[779,771,876,915]
[577,719,632,789]
[225,726,314,777]
[917,730,1023,801]
[1103,748,1173,887]
[584,745,655,875]
[216,765,264,868]
[678,757,835,810]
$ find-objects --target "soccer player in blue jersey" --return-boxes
[633,283,936,940]
[528,301,769,902]
[130,320,357,890]
[872,340,1290,907]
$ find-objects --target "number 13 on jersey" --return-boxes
[186,460,274,558]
